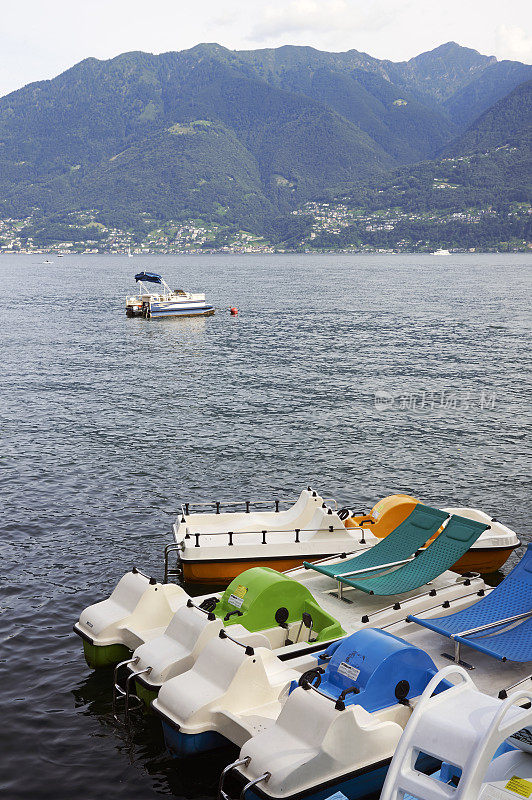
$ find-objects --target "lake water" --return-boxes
[1,253,531,798]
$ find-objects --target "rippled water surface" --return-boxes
[1,253,531,799]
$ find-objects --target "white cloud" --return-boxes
[251,0,394,43]
[495,24,532,62]
[0,0,530,97]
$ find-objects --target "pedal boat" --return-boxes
[108,568,344,712]
[125,271,214,318]
[172,490,520,585]
[152,508,502,755]
[208,547,532,800]
[172,489,376,585]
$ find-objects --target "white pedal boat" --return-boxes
[191,548,531,800]
[172,489,520,585]
[126,271,214,318]
[75,504,489,681]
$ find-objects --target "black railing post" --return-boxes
[245,501,250,513]
[295,528,300,543]
[275,500,279,512]
[185,503,189,516]
[228,532,233,546]
[195,533,200,548]
[262,530,267,544]
[216,501,220,514]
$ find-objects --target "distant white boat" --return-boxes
[432,248,450,255]
[127,247,133,258]
[43,259,53,264]
[126,271,214,319]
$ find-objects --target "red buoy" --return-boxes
[230,307,238,316]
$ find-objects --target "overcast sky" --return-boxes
[1,0,530,97]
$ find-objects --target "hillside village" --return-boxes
[1,199,530,255]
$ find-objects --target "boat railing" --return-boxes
[181,522,357,549]
[165,520,365,582]
[178,495,338,516]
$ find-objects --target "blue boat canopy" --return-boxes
[135,272,162,283]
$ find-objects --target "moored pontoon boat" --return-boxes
[126,271,214,318]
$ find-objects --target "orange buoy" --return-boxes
[230,307,238,316]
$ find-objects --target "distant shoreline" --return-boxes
[2,248,530,256]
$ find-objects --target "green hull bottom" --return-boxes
[83,639,131,669]
[134,679,159,709]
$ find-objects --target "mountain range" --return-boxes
[0,41,530,236]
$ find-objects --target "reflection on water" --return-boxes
[1,253,530,799]
[71,670,238,798]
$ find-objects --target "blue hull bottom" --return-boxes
[245,754,439,800]
[149,305,215,318]
[248,763,391,800]
[162,721,230,757]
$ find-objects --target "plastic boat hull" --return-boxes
[453,544,519,574]
[162,721,230,756]
[181,544,518,585]
[181,554,334,584]
[82,638,130,669]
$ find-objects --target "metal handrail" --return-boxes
[178,494,339,515]
[282,546,372,575]
[218,758,251,800]
[336,556,415,580]
[112,657,139,719]
[181,498,299,515]
[452,609,532,639]
[181,521,350,549]
[358,574,483,623]
[164,543,183,583]
[125,667,152,722]
[240,773,271,800]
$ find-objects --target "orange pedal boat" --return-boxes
[171,490,520,586]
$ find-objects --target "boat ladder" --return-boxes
[164,542,183,583]
[112,656,152,724]
[218,757,271,800]
[380,664,532,799]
